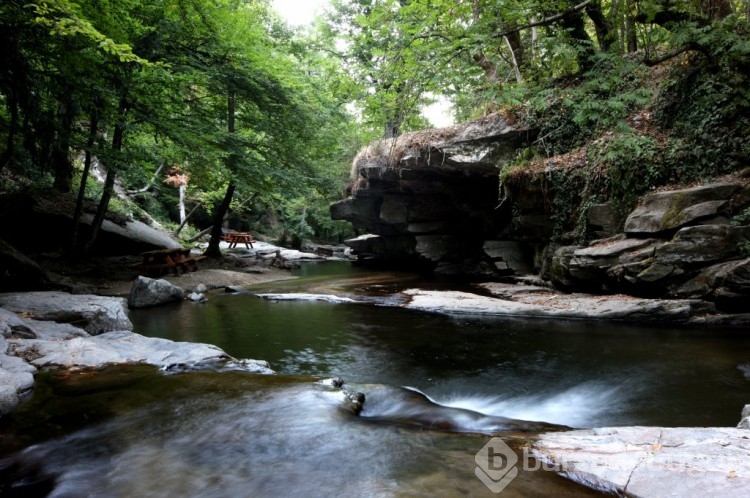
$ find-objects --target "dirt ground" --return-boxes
[35,251,297,298]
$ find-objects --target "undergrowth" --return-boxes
[500,46,750,243]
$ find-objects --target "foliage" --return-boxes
[654,68,750,177]
[1,0,365,247]
[731,207,750,227]
[733,206,750,256]
[3,0,750,250]
[588,131,660,218]
[545,163,606,243]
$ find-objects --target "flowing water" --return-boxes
[2,261,750,497]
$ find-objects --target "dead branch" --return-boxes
[125,163,165,195]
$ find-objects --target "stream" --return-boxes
[2,261,750,497]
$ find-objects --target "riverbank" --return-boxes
[4,253,750,496]
[31,240,339,297]
[2,239,324,417]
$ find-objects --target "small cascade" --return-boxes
[357,385,565,434]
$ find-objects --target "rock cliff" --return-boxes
[332,115,750,315]
[331,113,538,277]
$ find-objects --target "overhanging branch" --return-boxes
[644,42,709,66]
[494,0,592,39]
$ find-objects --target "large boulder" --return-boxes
[624,182,744,235]
[674,258,750,308]
[739,405,750,429]
[9,330,229,369]
[0,337,37,417]
[0,292,131,335]
[128,276,185,309]
[549,237,661,291]
[402,287,713,324]
[650,225,750,267]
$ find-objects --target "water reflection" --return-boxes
[132,288,750,428]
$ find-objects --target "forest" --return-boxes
[1,0,749,256]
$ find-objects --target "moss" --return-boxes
[659,192,686,231]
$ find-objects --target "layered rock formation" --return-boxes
[549,182,750,311]
[331,114,538,276]
[332,113,750,315]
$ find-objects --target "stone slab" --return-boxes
[0,292,132,335]
[403,286,715,324]
[533,426,750,497]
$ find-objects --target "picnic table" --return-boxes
[223,232,255,249]
[133,247,206,276]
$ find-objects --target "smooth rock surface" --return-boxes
[625,182,742,234]
[738,405,750,430]
[0,385,18,417]
[0,292,132,335]
[128,276,185,309]
[403,286,715,324]
[0,346,36,416]
[255,293,358,304]
[533,426,750,497]
[8,330,230,369]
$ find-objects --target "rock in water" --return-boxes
[128,276,185,309]
[0,292,132,335]
[186,292,207,303]
[738,404,750,429]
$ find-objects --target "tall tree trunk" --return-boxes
[174,201,203,236]
[83,115,124,256]
[205,90,237,258]
[504,34,524,83]
[586,0,616,51]
[559,5,597,72]
[83,164,117,256]
[625,0,638,53]
[178,183,187,223]
[70,112,98,257]
[204,183,235,258]
[701,0,732,19]
[382,81,406,139]
[470,1,501,85]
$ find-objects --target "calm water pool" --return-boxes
[2,262,749,496]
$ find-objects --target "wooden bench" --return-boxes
[223,232,255,249]
[133,249,206,276]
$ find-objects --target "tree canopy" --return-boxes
[321,0,749,133]
[1,0,365,253]
[2,0,749,253]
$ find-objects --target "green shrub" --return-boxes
[587,132,660,219]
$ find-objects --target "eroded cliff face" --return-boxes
[332,115,750,311]
[548,182,750,311]
[330,114,538,277]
